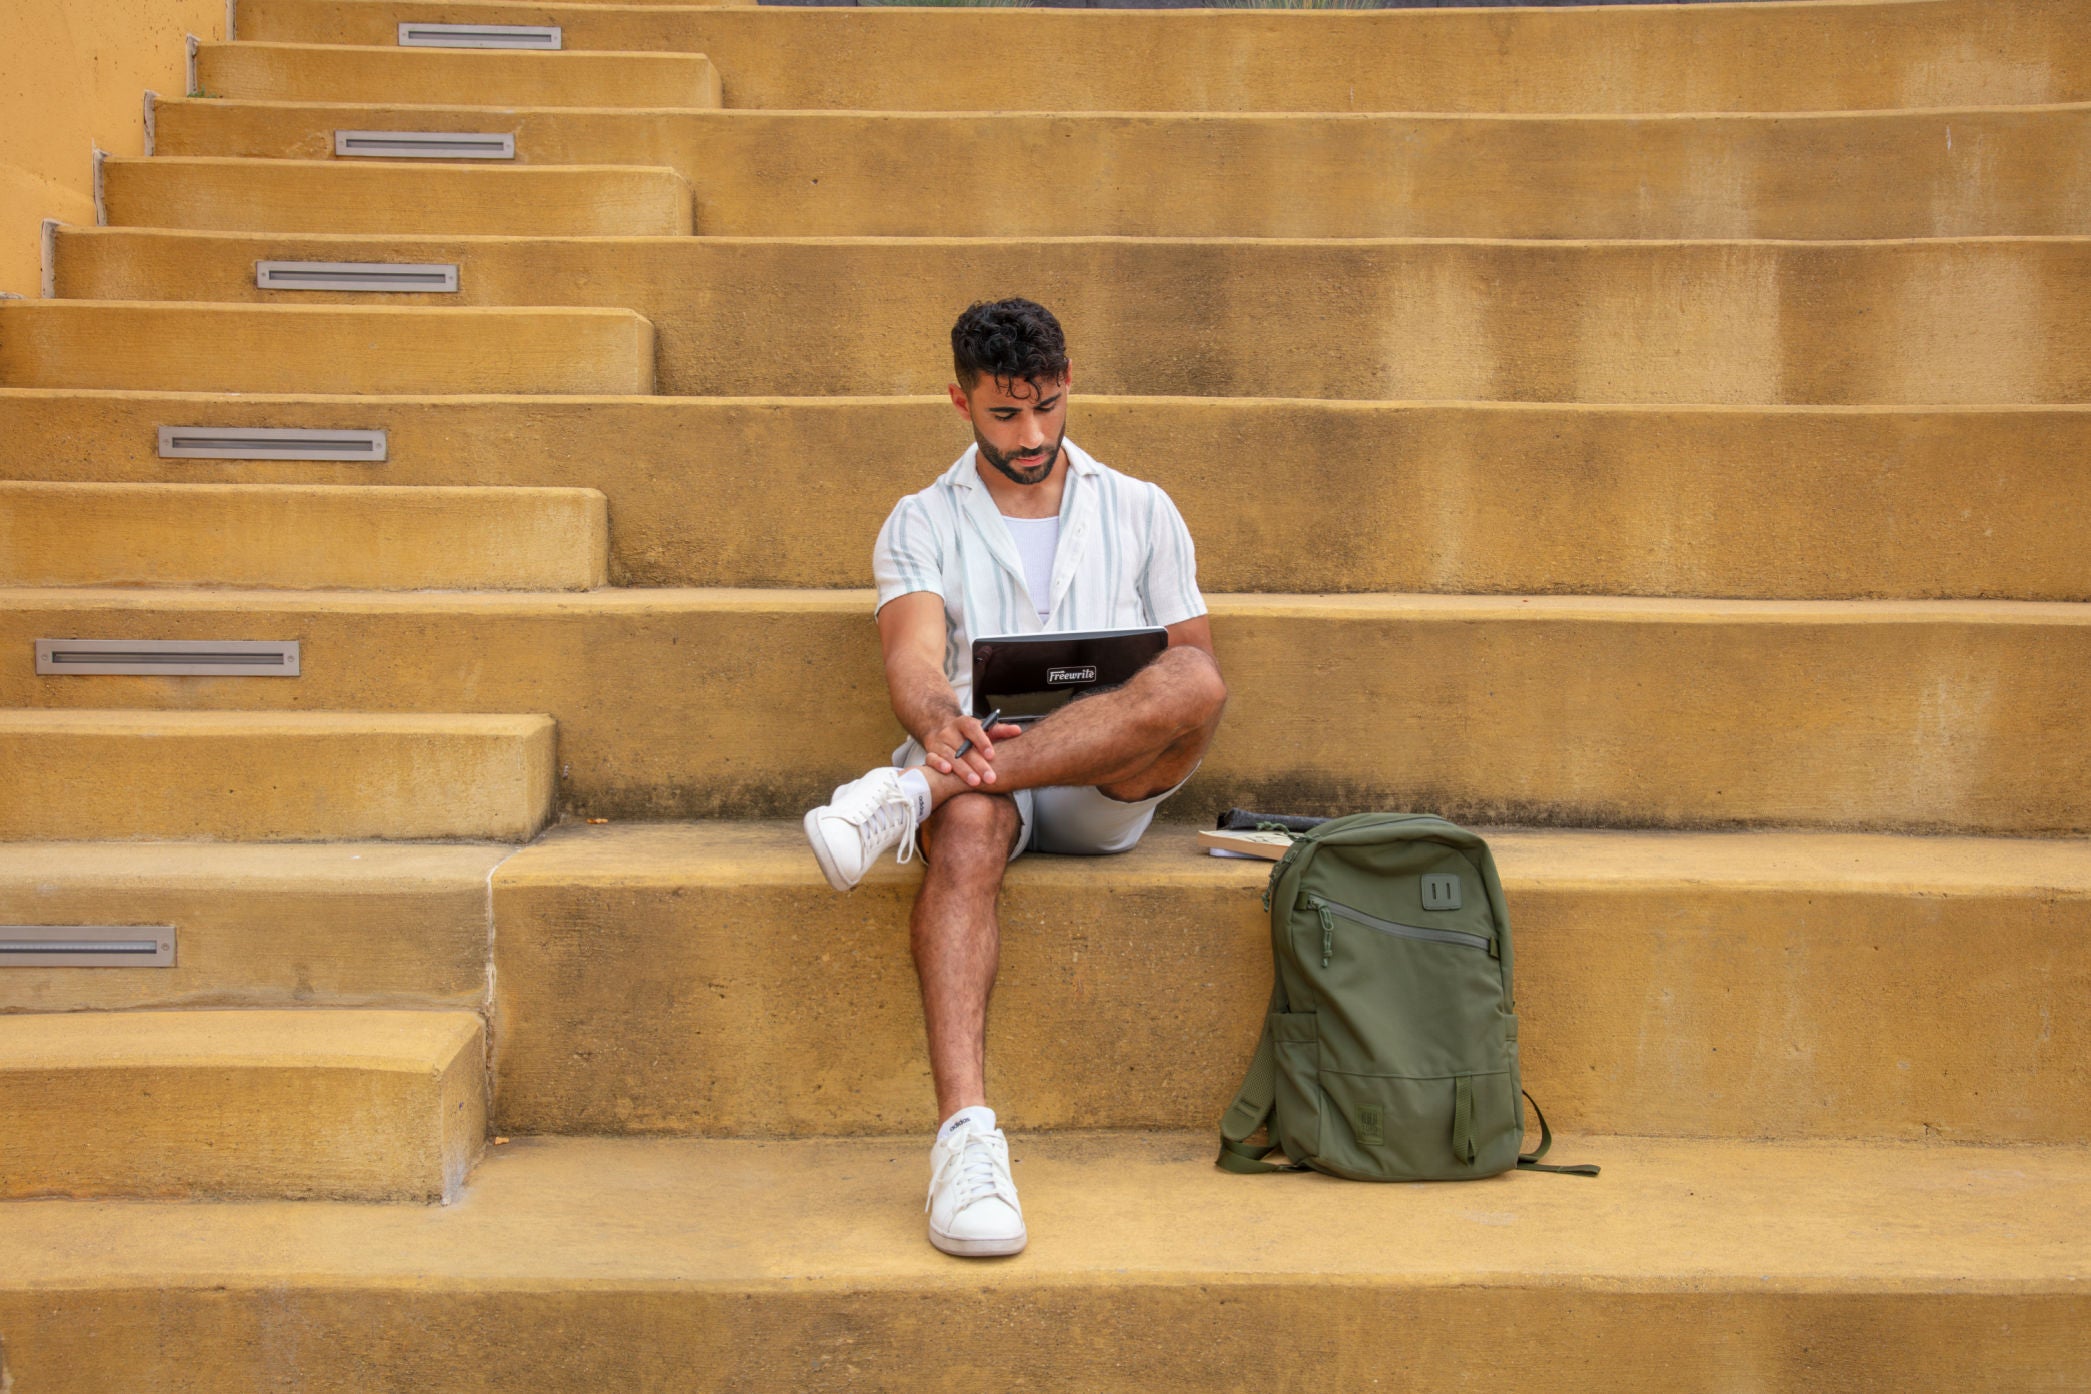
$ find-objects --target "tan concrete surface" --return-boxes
[4,589,2087,835]
[152,98,2091,240]
[0,1132,2085,1391]
[0,0,226,295]
[0,1008,484,1201]
[491,822,2091,1144]
[9,391,2089,600]
[48,229,2091,403]
[0,481,609,590]
[0,299,656,394]
[102,157,694,237]
[236,0,2091,113]
[8,391,2089,600]
[0,709,557,841]
[0,840,504,1012]
[196,42,721,109]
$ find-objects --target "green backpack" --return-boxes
[1218,813,1596,1181]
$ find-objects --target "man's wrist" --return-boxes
[909,701,965,749]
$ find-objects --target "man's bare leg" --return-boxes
[910,791,1021,1119]
[909,648,1221,1115]
[921,645,1227,809]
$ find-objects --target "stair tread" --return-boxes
[48,229,2091,404]
[0,708,555,734]
[499,819,2091,894]
[2,1130,2084,1288]
[8,589,2085,834]
[146,98,2091,240]
[0,1007,483,1071]
[8,584,2090,619]
[0,481,610,591]
[0,1008,487,1202]
[0,710,557,842]
[195,41,722,112]
[0,837,511,883]
[0,299,657,396]
[482,820,2091,1140]
[233,0,2091,115]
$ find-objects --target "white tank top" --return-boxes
[1000,513,1062,624]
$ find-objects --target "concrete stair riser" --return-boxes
[150,99,2091,241]
[5,591,2087,834]
[490,824,2091,1144]
[8,392,2091,601]
[0,481,609,591]
[0,1135,2085,1392]
[195,42,721,109]
[0,710,557,842]
[47,231,2091,403]
[101,158,695,238]
[0,842,503,1013]
[231,0,2091,113]
[0,1010,485,1201]
[0,301,656,395]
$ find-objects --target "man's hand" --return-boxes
[921,714,1025,788]
[879,592,1024,787]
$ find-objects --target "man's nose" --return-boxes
[1017,420,1046,451]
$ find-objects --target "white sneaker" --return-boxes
[925,1110,1027,1258]
[803,766,921,892]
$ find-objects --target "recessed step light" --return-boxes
[398,22,562,50]
[0,926,175,968]
[256,261,459,293]
[334,130,515,160]
[157,426,388,462]
[34,639,301,677]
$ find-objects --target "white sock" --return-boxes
[938,1104,996,1142]
[897,766,934,822]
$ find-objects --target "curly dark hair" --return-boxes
[951,298,1069,395]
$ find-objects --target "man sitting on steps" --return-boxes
[802,298,1228,1258]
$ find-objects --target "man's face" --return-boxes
[949,369,1070,487]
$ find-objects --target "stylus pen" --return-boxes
[952,708,1002,763]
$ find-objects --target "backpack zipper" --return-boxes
[1305,895,1496,958]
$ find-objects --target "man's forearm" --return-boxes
[886,655,965,748]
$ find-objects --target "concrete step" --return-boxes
[0,1009,484,1201]
[195,41,720,108]
[0,299,655,394]
[491,821,2091,1143]
[48,229,2091,403]
[5,589,2086,835]
[1,1132,2085,1390]
[151,98,2091,240]
[0,840,502,1012]
[102,157,693,237]
[0,481,608,591]
[234,0,2091,113]
[0,709,556,841]
[9,390,2090,601]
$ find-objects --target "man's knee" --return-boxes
[920,792,1021,873]
[1150,645,1228,727]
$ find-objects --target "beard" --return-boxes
[975,428,1065,487]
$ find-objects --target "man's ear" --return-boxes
[947,382,972,423]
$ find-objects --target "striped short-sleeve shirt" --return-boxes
[873,438,1207,718]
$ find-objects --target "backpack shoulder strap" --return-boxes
[1216,982,1304,1175]
[1517,1092,1601,1178]
[1215,1015,1282,1173]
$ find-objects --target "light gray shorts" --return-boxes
[893,738,1188,858]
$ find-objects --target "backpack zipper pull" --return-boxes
[1315,902,1335,968]
[1263,837,1308,912]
